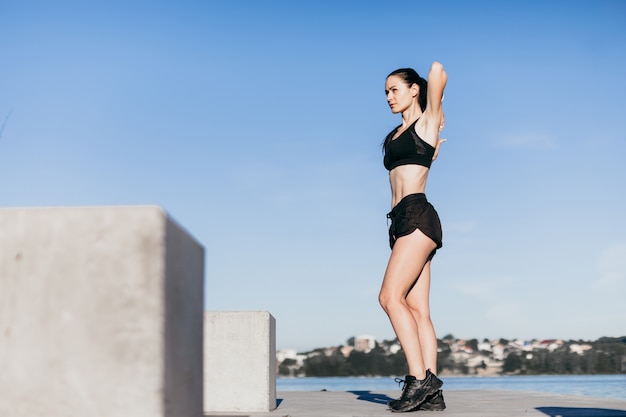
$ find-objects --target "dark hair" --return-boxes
[387,68,427,111]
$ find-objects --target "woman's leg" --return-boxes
[406,261,438,373]
[379,228,436,379]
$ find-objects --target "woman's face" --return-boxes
[385,75,417,114]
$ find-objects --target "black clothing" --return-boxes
[386,193,442,257]
[383,119,435,171]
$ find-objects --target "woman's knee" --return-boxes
[407,301,431,322]
[378,290,403,314]
[378,290,390,313]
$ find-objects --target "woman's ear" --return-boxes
[410,83,419,98]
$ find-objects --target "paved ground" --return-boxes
[205,390,626,417]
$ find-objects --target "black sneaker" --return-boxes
[387,376,416,411]
[419,390,446,411]
[387,370,443,413]
[388,389,446,412]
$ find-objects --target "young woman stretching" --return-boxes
[379,62,447,413]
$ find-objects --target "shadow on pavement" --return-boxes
[348,390,394,405]
[537,406,626,416]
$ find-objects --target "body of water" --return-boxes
[277,375,626,401]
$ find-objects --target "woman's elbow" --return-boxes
[431,61,444,72]
[429,61,447,81]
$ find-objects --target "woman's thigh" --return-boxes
[381,228,437,299]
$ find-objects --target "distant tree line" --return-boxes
[279,336,626,377]
[502,336,626,375]
[284,339,455,377]
[298,344,409,377]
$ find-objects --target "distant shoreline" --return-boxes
[276,374,626,401]
[278,372,623,379]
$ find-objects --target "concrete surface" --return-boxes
[204,311,277,413]
[204,389,626,417]
[0,206,205,417]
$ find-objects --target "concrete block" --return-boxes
[204,311,276,413]
[0,206,204,417]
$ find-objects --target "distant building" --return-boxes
[569,343,592,355]
[537,339,564,352]
[277,349,298,363]
[354,335,376,353]
[340,345,353,358]
[477,341,492,352]
[389,343,402,354]
[277,349,307,366]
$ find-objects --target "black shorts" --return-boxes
[387,193,443,255]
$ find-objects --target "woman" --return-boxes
[379,62,447,413]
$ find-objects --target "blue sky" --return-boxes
[1,1,625,352]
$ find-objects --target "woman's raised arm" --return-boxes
[425,61,447,119]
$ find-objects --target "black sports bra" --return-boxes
[383,119,435,171]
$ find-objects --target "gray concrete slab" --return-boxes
[205,390,626,417]
[0,206,205,417]
[204,312,277,413]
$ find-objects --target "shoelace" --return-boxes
[394,377,406,388]
[394,377,413,400]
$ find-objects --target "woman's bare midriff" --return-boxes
[389,164,430,208]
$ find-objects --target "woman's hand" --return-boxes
[432,111,446,161]
[432,137,446,161]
